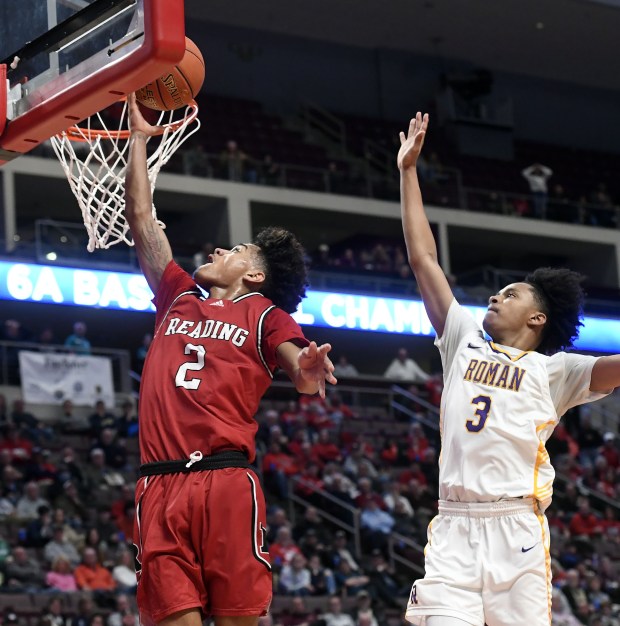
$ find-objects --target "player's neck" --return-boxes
[491,329,539,353]
[209,284,256,301]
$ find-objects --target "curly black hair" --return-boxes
[253,226,308,313]
[524,267,586,355]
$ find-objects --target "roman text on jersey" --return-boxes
[463,359,526,392]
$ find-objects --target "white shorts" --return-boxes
[405,499,551,626]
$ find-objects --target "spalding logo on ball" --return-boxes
[136,37,205,111]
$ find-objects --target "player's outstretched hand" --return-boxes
[397,112,429,171]
[127,93,161,138]
[298,341,337,399]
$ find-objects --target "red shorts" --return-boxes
[133,467,272,623]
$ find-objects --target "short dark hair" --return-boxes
[253,227,308,313]
[524,267,586,355]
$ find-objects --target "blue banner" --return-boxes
[0,261,618,353]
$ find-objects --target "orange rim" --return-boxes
[60,100,199,142]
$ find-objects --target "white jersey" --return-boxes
[436,300,607,511]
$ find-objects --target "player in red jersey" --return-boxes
[124,93,337,626]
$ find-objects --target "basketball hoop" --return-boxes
[50,98,200,252]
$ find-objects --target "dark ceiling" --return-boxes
[184,0,620,92]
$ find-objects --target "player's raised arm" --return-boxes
[398,113,454,337]
[125,93,173,294]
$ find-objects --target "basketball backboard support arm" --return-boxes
[0,0,185,166]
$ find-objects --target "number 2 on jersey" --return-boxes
[175,343,206,389]
[467,395,492,432]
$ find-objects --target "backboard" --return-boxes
[0,0,185,165]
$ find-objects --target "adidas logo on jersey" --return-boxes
[209,300,225,307]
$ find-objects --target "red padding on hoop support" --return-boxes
[0,64,6,138]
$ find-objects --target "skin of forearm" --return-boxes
[400,168,438,268]
[126,133,153,222]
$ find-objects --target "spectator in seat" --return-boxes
[182,143,211,178]
[73,597,96,626]
[279,596,313,626]
[269,525,302,568]
[0,423,34,465]
[569,496,602,538]
[561,568,588,617]
[115,400,139,438]
[93,427,129,470]
[41,596,71,626]
[333,355,359,379]
[219,140,255,182]
[577,416,604,468]
[4,545,46,590]
[521,162,553,218]
[367,549,406,609]
[330,530,361,572]
[321,596,355,626]
[360,500,395,551]
[15,480,50,521]
[307,553,336,596]
[262,440,299,499]
[111,550,137,593]
[44,524,81,567]
[57,400,90,434]
[600,431,619,468]
[383,348,430,383]
[89,401,117,438]
[351,591,379,626]
[383,481,414,518]
[53,479,87,523]
[64,321,91,355]
[334,558,370,597]
[12,399,53,444]
[279,553,313,596]
[45,556,78,592]
[107,593,139,626]
[82,448,125,504]
[25,504,54,547]
[311,429,342,465]
[74,546,117,592]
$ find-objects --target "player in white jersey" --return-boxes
[397,112,620,626]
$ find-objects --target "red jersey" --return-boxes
[139,261,308,463]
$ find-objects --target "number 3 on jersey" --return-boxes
[467,395,492,432]
[175,343,206,389]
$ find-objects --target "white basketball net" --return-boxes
[50,100,200,251]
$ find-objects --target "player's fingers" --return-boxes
[408,118,416,137]
[422,112,429,130]
[414,130,426,149]
[303,341,317,361]
[317,375,326,399]
[399,131,406,145]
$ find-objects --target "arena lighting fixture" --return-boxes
[0,260,619,354]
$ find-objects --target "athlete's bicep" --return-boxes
[590,354,620,393]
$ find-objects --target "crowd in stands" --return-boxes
[0,354,620,626]
[0,320,620,625]
[170,95,620,230]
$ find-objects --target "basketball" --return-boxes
[135,37,205,111]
